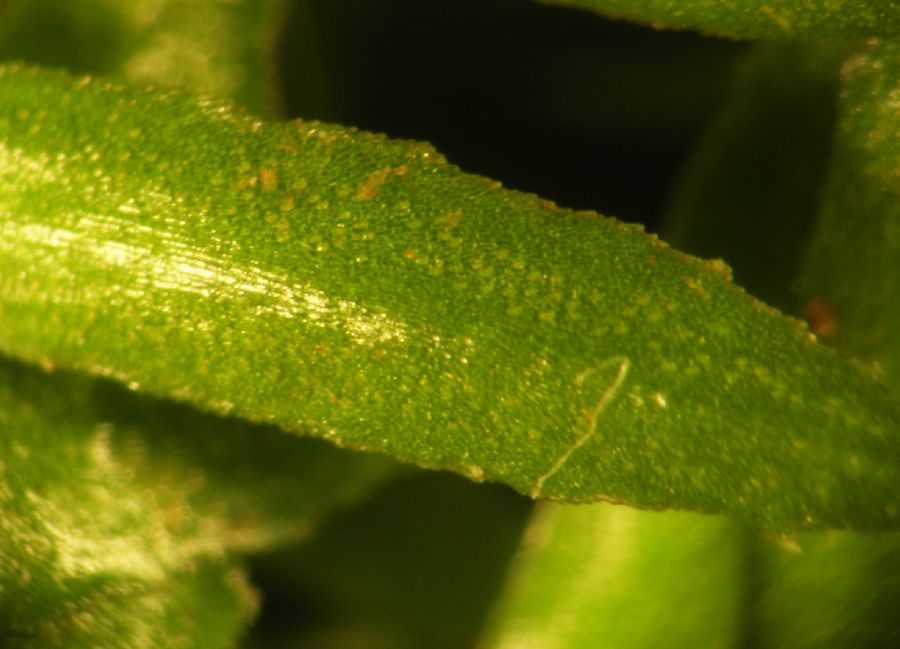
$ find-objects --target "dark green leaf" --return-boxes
[753,530,900,649]
[247,472,531,649]
[802,39,900,394]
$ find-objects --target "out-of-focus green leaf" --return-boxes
[1,65,899,532]
[540,0,900,40]
[771,37,900,649]
[0,360,252,647]
[0,356,392,646]
[478,503,745,649]
[664,42,845,311]
[752,530,900,649]
[247,471,531,649]
[0,0,287,116]
[802,39,900,394]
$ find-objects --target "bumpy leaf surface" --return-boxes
[1,65,899,531]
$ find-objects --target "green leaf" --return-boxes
[0,0,287,116]
[478,503,746,649]
[753,530,900,649]
[1,64,899,532]
[540,0,900,40]
[664,42,845,311]
[0,356,392,646]
[0,360,252,647]
[802,39,900,395]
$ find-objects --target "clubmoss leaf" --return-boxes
[0,64,899,532]
[662,37,900,649]
[541,0,900,39]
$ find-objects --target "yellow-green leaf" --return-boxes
[478,503,745,649]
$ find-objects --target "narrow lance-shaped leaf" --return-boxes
[540,0,900,40]
[1,65,899,532]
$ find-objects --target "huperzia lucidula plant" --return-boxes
[0,1,899,647]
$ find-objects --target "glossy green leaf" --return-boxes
[478,503,746,649]
[664,42,845,311]
[1,65,899,532]
[0,0,287,116]
[541,0,900,39]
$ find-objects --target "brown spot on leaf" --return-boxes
[805,297,836,338]
[259,167,278,192]
[683,277,709,299]
[355,165,408,201]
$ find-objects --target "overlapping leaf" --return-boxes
[802,39,900,394]
[664,42,846,310]
[488,38,900,647]
[0,65,898,531]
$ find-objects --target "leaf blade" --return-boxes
[0,64,898,531]
[478,503,746,649]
